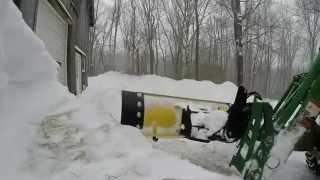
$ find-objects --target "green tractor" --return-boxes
[226,52,320,179]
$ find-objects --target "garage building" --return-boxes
[13,0,94,95]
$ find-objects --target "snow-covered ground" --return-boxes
[29,72,240,180]
[0,1,318,180]
[30,72,317,180]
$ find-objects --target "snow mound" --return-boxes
[0,1,69,179]
[0,1,317,180]
[88,72,238,104]
[31,85,240,180]
[0,2,239,179]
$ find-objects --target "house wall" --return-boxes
[18,0,39,30]
[66,12,77,94]
[67,0,91,94]
[67,1,82,94]
[13,0,93,95]
[77,0,90,88]
[68,0,90,91]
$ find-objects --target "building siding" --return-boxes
[14,0,93,95]
[67,0,91,93]
[77,0,90,87]
[19,0,39,30]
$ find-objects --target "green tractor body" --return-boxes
[231,54,320,179]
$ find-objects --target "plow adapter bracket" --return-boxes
[121,91,145,129]
[230,100,274,180]
[231,52,320,180]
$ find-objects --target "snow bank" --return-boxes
[0,1,239,179]
[0,1,316,180]
[31,83,240,180]
[88,72,238,104]
[0,1,68,179]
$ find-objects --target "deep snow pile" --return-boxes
[34,72,317,180]
[29,74,240,180]
[0,1,239,179]
[0,1,318,180]
[89,72,238,104]
[0,2,238,179]
[0,1,69,179]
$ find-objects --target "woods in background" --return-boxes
[87,0,320,99]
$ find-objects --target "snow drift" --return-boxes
[88,72,238,104]
[0,1,317,180]
[0,1,239,179]
[29,73,239,180]
[0,1,68,179]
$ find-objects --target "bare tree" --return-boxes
[88,0,101,75]
[296,0,320,63]
[113,0,122,69]
[139,0,157,74]
[90,0,306,99]
[231,0,244,86]
[195,0,200,80]
[217,0,263,86]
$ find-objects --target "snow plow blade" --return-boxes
[230,53,320,180]
[121,90,230,138]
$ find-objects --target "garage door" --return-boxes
[36,0,68,85]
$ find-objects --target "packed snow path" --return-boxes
[0,0,318,179]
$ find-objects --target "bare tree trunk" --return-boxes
[112,0,122,71]
[195,0,200,80]
[232,0,244,86]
